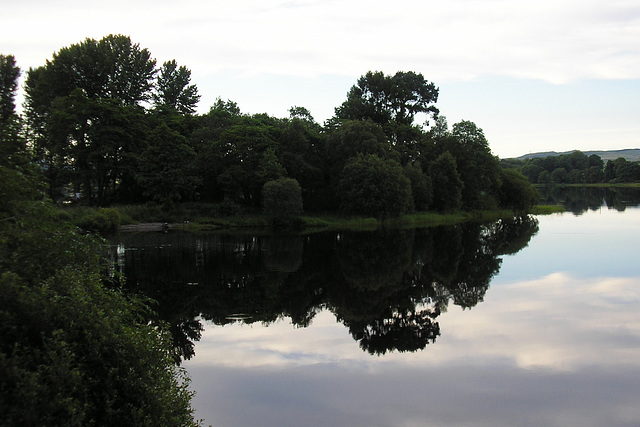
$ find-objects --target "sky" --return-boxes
[2,0,639,158]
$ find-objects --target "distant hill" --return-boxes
[515,149,640,162]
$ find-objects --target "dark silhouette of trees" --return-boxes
[18,36,537,215]
[507,150,640,185]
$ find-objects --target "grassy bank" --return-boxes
[58,202,564,234]
[534,183,640,188]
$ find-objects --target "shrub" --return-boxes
[499,169,539,211]
[76,208,121,235]
[262,178,303,219]
[0,202,198,426]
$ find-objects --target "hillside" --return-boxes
[515,149,640,162]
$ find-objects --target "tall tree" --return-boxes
[0,54,22,159]
[153,60,200,115]
[430,151,463,211]
[1,54,42,218]
[24,35,156,204]
[138,122,199,205]
[437,120,501,209]
[335,71,439,152]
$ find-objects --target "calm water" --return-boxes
[109,188,640,427]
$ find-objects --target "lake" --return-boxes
[109,187,640,427]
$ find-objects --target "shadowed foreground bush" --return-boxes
[0,203,199,426]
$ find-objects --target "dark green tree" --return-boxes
[611,157,640,182]
[1,55,42,218]
[262,177,303,219]
[430,151,463,211]
[337,153,413,218]
[190,99,243,202]
[498,168,538,211]
[138,122,199,205]
[325,119,397,181]
[404,161,433,211]
[278,108,326,210]
[335,71,439,138]
[24,35,157,203]
[604,160,615,182]
[214,116,283,205]
[439,120,501,209]
[334,71,438,162]
[1,57,198,423]
[0,54,21,154]
[550,167,568,184]
[153,60,200,115]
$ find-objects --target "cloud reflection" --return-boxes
[187,273,640,371]
[185,272,640,426]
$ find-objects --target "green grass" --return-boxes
[534,183,640,188]
[58,202,560,233]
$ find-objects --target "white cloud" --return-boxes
[3,0,639,156]
[186,272,640,373]
[4,0,639,82]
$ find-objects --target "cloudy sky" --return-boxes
[2,0,639,157]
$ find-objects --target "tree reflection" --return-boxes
[109,216,539,359]
[537,186,640,214]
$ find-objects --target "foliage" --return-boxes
[0,183,198,426]
[154,60,200,115]
[24,35,157,204]
[436,120,501,209]
[0,54,21,152]
[262,178,303,219]
[337,154,413,218]
[18,34,539,218]
[404,161,433,211]
[1,56,199,425]
[335,71,439,144]
[75,207,121,235]
[508,150,640,185]
[0,200,199,426]
[430,152,463,211]
[498,168,539,211]
[138,122,199,204]
[325,119,397,176]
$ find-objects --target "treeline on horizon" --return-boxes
[503,151,640,185]
[11,34,538,219]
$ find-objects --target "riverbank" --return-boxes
[60,204,564,234]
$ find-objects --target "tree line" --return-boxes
[13,34,536,218]
[502,150,640,185]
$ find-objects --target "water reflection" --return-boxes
[537,186,640,214]
[109,216,539,360]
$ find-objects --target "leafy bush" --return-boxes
[262,178,303,219]
[76,208,121,235]
[499,169,539,211]
[215,198,243,217]
[0,203,198,426]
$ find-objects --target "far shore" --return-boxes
[113,206,564,234]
